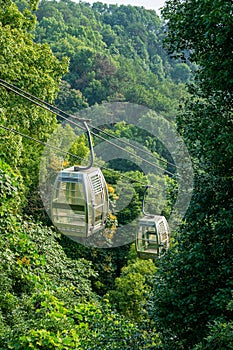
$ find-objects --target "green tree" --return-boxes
[162,0,233,99]
[34,0,190,114]
[151,1,233,349]
[194,312,233,350]
[55,80,88,114]
[0,0,68,193]
[109,258,156,321]
[0,160,25,216]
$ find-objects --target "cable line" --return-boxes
[0,124,84,163]
[0,124,151,188]
[0,79,178,177]
[84,127,176,177]
[0,79,171,171]
[90,124,179,170]
[0,79,88,123]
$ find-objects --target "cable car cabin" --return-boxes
[51,166,109,239]
[136,215,169,259]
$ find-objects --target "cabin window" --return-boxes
[52,181,86,225]
[138,225,158,250]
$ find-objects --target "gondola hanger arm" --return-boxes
[142,185,154,217]
[74,121,94,171]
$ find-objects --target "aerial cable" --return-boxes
[1,79,179,171]
[0,124,151,188]
[0,79,177,172]
[0,124,84,163]
[0,79,89,125]
[84,127,177,177]
[90,124,180,170]
[0,79,177,177]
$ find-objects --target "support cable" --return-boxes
[0,124,152,187]
[0,79,178,177]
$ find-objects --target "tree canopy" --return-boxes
[33,0,192,116]
[0,0,232,349]
[151,1,233,349]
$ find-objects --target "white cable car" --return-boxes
[136,215,169,259]
[51,121,109,239]
[136,186,170,259]
[51,166,109,239]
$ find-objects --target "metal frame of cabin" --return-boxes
[136,215,169,259]
[51,166,109,239]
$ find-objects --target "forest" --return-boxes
[0,0,232,349]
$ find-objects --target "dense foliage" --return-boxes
[0,0,181,347]
[0,0,232,349]
[33,0,192,116]
[151,1,233,349]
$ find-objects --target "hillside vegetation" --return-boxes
[0,0,232,349]
[34,0,192,114]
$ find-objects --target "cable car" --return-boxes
[135,186,170,258]
[51,166,109,239]
[136,215,169,259]
[51,120,109,240]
